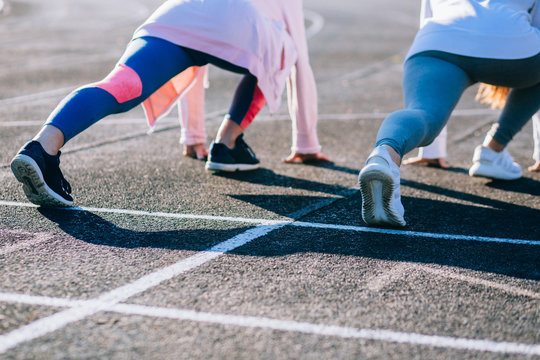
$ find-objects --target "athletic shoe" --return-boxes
[469,145,522,180]
[10,140,73,207]
[358,146,406,227]
[205,134,260,171]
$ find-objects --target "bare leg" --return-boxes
[33,125,65,156]
[483,135,505,152]
[214,117,244,149]
[383,144,402,166]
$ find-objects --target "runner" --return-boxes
[358,0,540,227]
[10,0,327,207]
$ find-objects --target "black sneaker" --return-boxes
[205,134,260,171]
[10,140,73,207]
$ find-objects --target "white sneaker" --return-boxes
[469,145,522,180]
[359,146,406,227]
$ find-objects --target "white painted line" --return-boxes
[291,221,540,246]
[0,292,538,356]
[72,206,287,226]
[304,9,325,39]
[0,109,499,128]
[0,118,174,128]
[108,303,540,356]
[417,265,540,300]
[0,201,286,225]
[0,107,227,129]
[336,54,402,82]
[0,223,286,354]
[365,263,411,293]
[0,87,75,106]
[0,10,322,109]
[95,224,287,304]
[365,262,540,300]
[0,292,84,308]
[0,232,52,256]
[0,201,538,246]
[257,109,499,121]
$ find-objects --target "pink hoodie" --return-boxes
[136,0,321,154]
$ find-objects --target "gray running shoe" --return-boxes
[359,146,406,227]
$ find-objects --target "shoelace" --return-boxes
[55,151,72,195]
[238,138,257,159]
[60,173,72,195]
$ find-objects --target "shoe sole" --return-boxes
[469,163,521,180]
[359,165,406,227]
[205,161,260,172]
[10,154,73,207]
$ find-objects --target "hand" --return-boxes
[402,156,450,169]
[528,160,540,172]
[282,152,331,164]
[183,143,208,161]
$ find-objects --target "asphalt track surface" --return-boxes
[0,0,539,359]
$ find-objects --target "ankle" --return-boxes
[33,125,64,156]
[366,145,402,170]
[215,136,236,150]
[483,136,505,153]
[39,142,60,156]
[383,145,402,166]
[215,117,243,149]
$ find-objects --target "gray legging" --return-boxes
[375,50,540,157]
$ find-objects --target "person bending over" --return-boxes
[358,0,539,227]
[10,0,324,207]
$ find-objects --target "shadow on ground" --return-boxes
[37,181,540,281]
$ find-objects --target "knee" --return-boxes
[89,64,143,104]
[388,109,431,129]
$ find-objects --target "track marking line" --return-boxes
[0,87,76,107]
[0,293,86,308]
[0,9,324,109]
[363,262,540,300]
[304,9,325,39]
[289,221,540,246]
[365,263,412,293]
[0,223,287,354]
[107,304,540,356]
[0,108,500,128]
[0,231,53,256]
[0,201,538,246]
[417,265,540,300]
[0,292,538,356]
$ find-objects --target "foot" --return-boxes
[403,156,450,169]
[183,143,208,161]
[528,160,540,172]
[11,140,73,207]
[358,146,406,227]
[205,134,260,172]
[282,152,331,164]
[469,145,521,180]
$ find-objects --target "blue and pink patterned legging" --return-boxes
[46,36,265,143]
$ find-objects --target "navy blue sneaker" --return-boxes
[205,134,260,171]
[11,141,73,207]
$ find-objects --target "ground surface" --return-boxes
[0,0,539,359]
